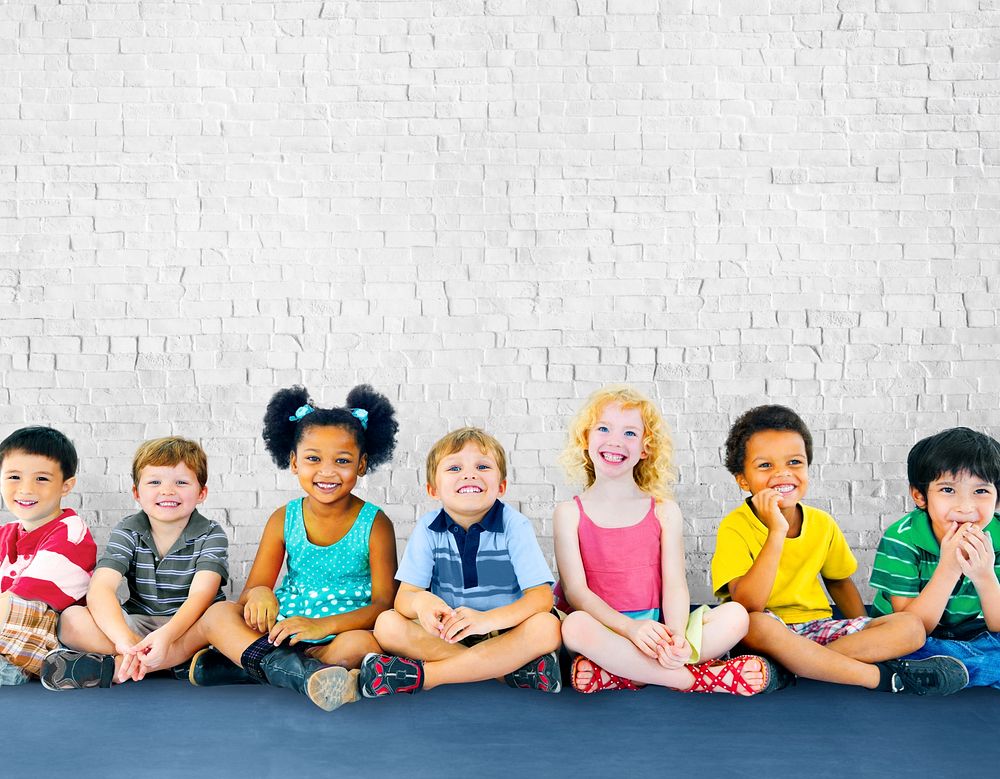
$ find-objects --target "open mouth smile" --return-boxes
[314,482,340,491]
[773,485,796,495]
[599,452,626,464]
[15,499,38,507]
[457,485,483,494]
[157,500,181,508]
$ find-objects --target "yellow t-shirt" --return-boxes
[711,500,857,624]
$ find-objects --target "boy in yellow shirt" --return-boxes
[711,404,967,694]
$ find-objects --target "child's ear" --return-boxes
[735,473,751,492]
[196,484,208,504]
[131,485,140,502]
[289,452,297,474]
[497,479,507,497]
[910,485,927,509]
[61,476,77,496]
[358,454,368,477]
[426,481,438,500]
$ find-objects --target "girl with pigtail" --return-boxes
[186,384,399,712]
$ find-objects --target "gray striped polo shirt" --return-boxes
[97,509,229,616]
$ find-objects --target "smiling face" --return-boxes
[912,471,999,542]
[428,441,507,525]
[289,425,366,507]
[586,403,647,479]
[0,451,75,530]
[735,429,810,511]
[133,461,208,526]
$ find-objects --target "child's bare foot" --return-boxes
[571,655,643,693]
[685,654,771,696]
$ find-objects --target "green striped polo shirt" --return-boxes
[869,508,1000,640]
[97,509,229,617]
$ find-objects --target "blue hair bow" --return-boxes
[350,407,369,430]
[288,404,315,422]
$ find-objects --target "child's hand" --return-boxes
[957,524,997,586]
[268,616,330,647]
[415,594,452,639]
[439,607,492,643]
[656,634,692,670]
[750,489,789,536]
[626,619,671,660]
[130,627,174,673]
[244,586,280,633]
[113,632,145,683]
[938,521,969,578]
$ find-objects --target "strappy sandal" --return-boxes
[685,654,790,695]
[570,654,642,693]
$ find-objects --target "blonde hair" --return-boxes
[559,385,675,500]
[426,427,507,489]
[132,437,209,488]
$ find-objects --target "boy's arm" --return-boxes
[875,523,964,634]
[823,577,867,619]
[554,500,636,637]
[439,584,552,642]
[395,582,452,637]
[724,492,788,613]
[87,567,141,649]
[956,523,1000,631]
[131,570,221,671]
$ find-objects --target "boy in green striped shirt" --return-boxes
[870,427,1000,688]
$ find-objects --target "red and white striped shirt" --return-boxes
[0,509,97,611]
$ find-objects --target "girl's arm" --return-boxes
[823,577,867,619]
[553,499,635,637]
[239,507,287,632]
[657,499,691,639]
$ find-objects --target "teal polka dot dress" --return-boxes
[273,498,378,643]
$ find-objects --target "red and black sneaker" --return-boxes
[504,651,562,693]
[359,653,425,698]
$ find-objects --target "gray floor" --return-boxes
[5,676,999,778]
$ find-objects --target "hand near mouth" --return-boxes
[751,488,789,536]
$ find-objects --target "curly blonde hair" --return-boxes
[559,385,676,500]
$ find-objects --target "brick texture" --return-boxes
[2,2,999,602]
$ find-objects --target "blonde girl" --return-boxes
[554,385,785,695]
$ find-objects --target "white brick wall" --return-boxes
[2,1,999,602]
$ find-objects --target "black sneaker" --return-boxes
[505,651,562,693]
[39,649,115,691]
[881,655,968,695]
[359,653,424,698]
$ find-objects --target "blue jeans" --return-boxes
[0,655,29,686]
[907,631,1000,689]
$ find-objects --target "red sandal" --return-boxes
[570,655,642,693]
[685,654,785,696]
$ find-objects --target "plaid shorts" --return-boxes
[0,595,59,676]
[766,610,870,646]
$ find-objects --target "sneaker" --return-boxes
[505,650,562,693]
[39,649,115,691]
[882,655,968,695]
[188,647,255,687]
[359,653,424,698]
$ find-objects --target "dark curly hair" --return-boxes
[262,384,398,471]
[724,405,813,475]
[908,427,1000,500]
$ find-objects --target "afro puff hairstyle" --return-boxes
[262,384,398,471]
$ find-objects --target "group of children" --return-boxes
[2,383,998,710]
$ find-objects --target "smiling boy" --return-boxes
[0,427,97,685]
[870,427,1000,688]
[711,405,968,695]
[41,437,228,690]
[361,427,562,697]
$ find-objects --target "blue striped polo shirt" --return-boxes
[97,509,229,617]
[397,500,553,610]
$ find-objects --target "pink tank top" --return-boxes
[555,496,662,614]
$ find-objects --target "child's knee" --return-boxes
[560,610,601,651]
[713,601,750,636]
[55,605,88,645]
[887,611,926,647]
[523,611,561,654]
[373,609,407,644]
[200,600,241,633]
